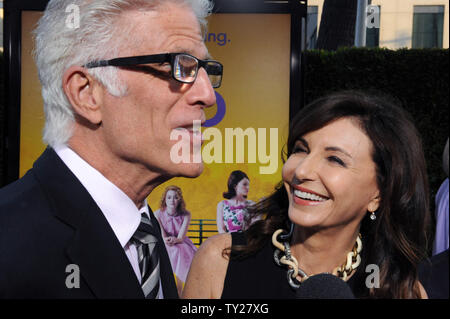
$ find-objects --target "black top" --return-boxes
[418,249,449,299]
[221,231,367,299]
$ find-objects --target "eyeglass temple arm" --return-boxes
[84,54,171,69]
[84,60,110,68]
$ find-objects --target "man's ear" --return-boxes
[62,66,103,125]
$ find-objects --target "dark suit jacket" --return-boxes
[0,148,178,299]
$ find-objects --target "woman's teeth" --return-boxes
[294,189,327,202]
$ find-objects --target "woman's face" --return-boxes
[282,118,380,230]
[235,178,250,198]
[165,190,181,210]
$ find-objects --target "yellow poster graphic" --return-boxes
[20,12,290,244]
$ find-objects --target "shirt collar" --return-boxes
[53,145,147,248]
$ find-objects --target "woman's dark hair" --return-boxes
[223,170,249,199]
[235,91,431,298]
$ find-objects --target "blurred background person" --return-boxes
[155,186,197,297]
[433,138,449,256]
[418,138,449,299]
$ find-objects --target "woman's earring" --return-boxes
[370,211,377,221]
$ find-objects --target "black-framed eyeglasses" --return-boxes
[84,53,223,88]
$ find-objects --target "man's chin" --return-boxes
[175,162,204,178]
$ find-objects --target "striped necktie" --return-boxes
[132,213,160,299]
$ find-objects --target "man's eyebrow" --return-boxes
[325,146,353,159]
[170,47,211,60]
[198,52,212,60]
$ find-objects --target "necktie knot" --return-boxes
[133,213,159,240]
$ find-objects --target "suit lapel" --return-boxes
[33,148,143,298]
[65,207,144,299]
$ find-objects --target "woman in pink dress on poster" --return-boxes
[154,186,197,297]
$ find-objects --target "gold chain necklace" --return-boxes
[272,229,362,289]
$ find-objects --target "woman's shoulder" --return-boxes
[194,233,233,270]
[184,233,231,298]
[194,233,231,279]
[197,233,232,258]
[217,200,228,207]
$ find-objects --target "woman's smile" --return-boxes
[291,185,329,206]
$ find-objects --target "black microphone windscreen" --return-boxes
[295,273,355,299]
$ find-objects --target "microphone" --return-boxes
[295,273,355,299]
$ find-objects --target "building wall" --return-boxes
[372,0,449,49]
[308,0,325,31]
[308,0,449,49]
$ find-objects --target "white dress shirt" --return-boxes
[54,145,163,298]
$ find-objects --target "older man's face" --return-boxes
[100,3,216,179]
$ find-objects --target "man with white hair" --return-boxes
[0,0,221,299]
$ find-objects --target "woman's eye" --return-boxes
[328,156,346,167]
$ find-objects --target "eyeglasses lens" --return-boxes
[205,62,223,88]
[174,54,222,88]
[175,55,197,83]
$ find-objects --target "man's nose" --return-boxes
[186,67,217,108]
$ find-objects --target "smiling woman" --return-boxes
[283,117,380,231]
[183,91,432,299]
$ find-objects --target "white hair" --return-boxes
[33,0,213,147]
